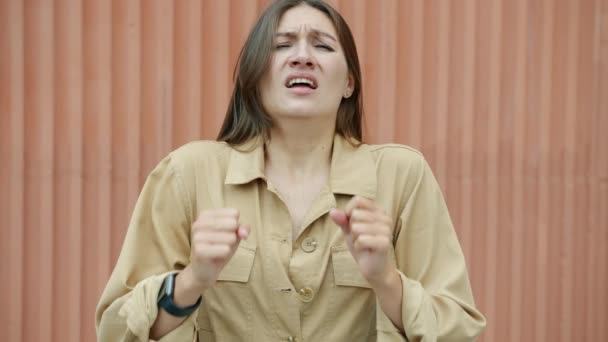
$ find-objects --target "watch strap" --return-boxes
[158,273,202,317]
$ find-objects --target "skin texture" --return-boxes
[259,4,353,122]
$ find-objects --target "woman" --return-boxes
[96,0,486,341]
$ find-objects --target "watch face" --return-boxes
[158,274,172,301]
[158,281,166,301]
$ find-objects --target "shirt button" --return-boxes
[287,337,298,342]
[301,237,318,253]
[298,286,314,302]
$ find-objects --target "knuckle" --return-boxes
[353,209,366,219]
[192,220,204,231]
[220,244,232,256]
[350,223,364,234]
[226,234,238,245]
[379,236,391,248]
[383,216,392,226]
[354,196,364,206]
[193,248,206,260]
[227,208,239,218]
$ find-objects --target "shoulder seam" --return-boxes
[368,144,424,157]
[166,156,194,224]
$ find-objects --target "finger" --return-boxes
[353,234,391,253]
[194,244,232,260]
[350,222,392,242]
[349,208,376,224]
[199,208,239,220]
[201,217,240,231]
[329,209,350,232]
[193,231,238,245]
[237,224,250,240]
[350,222,386,235]
[344,196,375,216]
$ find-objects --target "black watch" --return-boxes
[157,273,202,317]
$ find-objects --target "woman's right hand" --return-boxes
[182,208,250,292]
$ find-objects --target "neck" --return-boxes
[264,119,334,181]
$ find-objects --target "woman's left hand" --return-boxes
[329,196,398,288]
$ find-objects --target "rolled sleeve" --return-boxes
[98,272,199,342]
[96,154,197,341]
[379,155,486,341]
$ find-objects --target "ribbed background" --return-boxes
[1,0,607,341]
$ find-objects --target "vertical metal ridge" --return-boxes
[404,0,424,149]
[561,0,581,339]
[140,0,174,178]
[459,0,476,264]
[360,1,380,142]
[111,0,141,263]
[1,1,25,341]
[173,0,203,147]
[484,0,503,340]
[53,0,83,341]
[535,0,555,340]
[434,0,450,189]
[444,0,463,256]
[576,0,597,339]
[201,0,230,140]
[374,0,398,143]
[83,2,113,342]
[471,0,491,335]
[510,0,528,339]
[594,2,608,340]
[23,1,56,339]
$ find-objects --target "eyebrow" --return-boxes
[275,29,338,43]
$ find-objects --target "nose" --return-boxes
[288,44,314,69]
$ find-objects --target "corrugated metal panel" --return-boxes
[1,0,606,341]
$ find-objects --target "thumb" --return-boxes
[329,209,350,232]
[237,224,250,240]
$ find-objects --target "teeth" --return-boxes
[288,78,314,87]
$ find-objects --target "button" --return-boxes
[301,237,318,253]
[287,337,298,342]
[298,286,314,302]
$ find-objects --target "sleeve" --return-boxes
[376,155,486,341]
[95,154,199,342]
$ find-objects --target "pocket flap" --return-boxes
[216,244,256,282]
[331,246,371,288]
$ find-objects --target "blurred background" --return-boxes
[1,0,607,341]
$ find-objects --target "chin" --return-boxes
[277,107,328,119]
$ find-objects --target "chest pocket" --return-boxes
[331,245,372,288]
[197,243,257,341]
[216,243,256,282]
[330,245,377,340]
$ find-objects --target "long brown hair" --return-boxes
[217,0,363,145]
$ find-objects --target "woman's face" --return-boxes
[259,4,353,122]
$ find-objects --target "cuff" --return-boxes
[376,271,427,341]
[118,271,200,341]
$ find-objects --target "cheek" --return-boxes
[328,61,350,88]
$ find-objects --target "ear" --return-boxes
[343,74,355,98]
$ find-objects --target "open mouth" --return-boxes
[285,77,318,89]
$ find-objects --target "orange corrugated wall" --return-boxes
[1,0,607,341]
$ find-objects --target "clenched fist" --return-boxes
[329,196,396,287]
[183,208,250,291]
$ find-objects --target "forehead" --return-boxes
[277,4,337,36]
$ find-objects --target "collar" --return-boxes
[224,134,377,199]
[224,137,266,185]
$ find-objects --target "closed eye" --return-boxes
[275,43,291,50]
[315,44,334,51]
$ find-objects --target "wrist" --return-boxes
[371,268,402,298]
[174,267,206,307]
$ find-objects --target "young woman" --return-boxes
[96,1,486,341]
